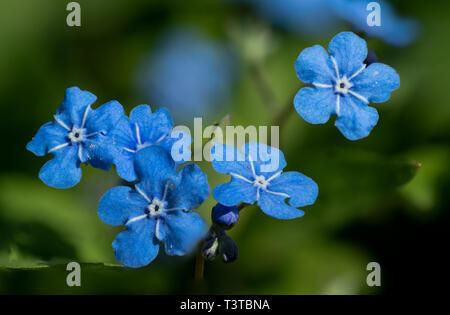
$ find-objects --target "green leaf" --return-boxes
[0,262,123,272]
[0,174,115,267]
[281,147,421,231]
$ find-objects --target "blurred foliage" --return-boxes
[0,0,449,294]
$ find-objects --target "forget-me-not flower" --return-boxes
[26,87,125,188]
[211,143,318,219]
[98,146,209,268]
[136,27,236,122]
[294,32,400,140]
[330,0,420,47]
[112,105,191,182]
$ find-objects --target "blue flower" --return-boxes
[98,146,209,268]
[330,0,420,47]
[112,105,191,182]
[26,87,125,188]
[243,0,339,37]
[211,203,239,229]
[294,32,400,140]
[136,27,236,122]
[211,143,318,219]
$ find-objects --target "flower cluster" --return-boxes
[27,87,208,267]
[27,29,401,268]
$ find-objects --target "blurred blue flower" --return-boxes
[243,0,338,36]
[26,87,124,189]
[211,203,239,229]
[294,32,400,140]
[112,105,191,182]
[211,143,318,219]
[136,28,236,122]
[98,146,209,268]
[330,0,420,46]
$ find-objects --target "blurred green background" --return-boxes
[0,0,449,294]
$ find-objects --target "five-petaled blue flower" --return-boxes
[26,87,125,188]
[294,32,400,140]
[98,146,209,268]
[211,143,318,219]
[112,105,191,182]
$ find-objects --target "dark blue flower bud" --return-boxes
[211,203,239,230]
[202,236,219,261]
[218,233,238,264]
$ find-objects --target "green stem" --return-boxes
[194,203,250,280]
[248,61,279,113]
[271,86,303,136]
[194,240,205,281]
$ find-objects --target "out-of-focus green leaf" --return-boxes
[400,146,450,213]
[282,147,422,231]
[0,261,181,294]
[0,174,114,267]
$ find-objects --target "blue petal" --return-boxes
[38,145,81,189]
[130,105,173,144]
[328,32,367,77]
[241,143,286,177]
[157,211,207,256]
[98,186,148,226]
[111,116,138,181]
[85,100,125,135]
[82,137,117,170]
[258,190,305,219]
[134,146,178,198]
[352,63,400,103]
[295,44,334,85]
[210,144,254,179]
[335,96,379,140]
[159,130,192,164]
[294,87,336,124]
[26,121,68,157]
[78,100,125,170]
[113,219,159,268]
[213,178,257,207]
[166,164,209,211]
[114,154,136,182]
[269,171,318,207]
[56,87,97,128]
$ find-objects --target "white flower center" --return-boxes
[334,76,353,94]
[68,128,86,143]
[146,198,165,217]
[253,175,269,190]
